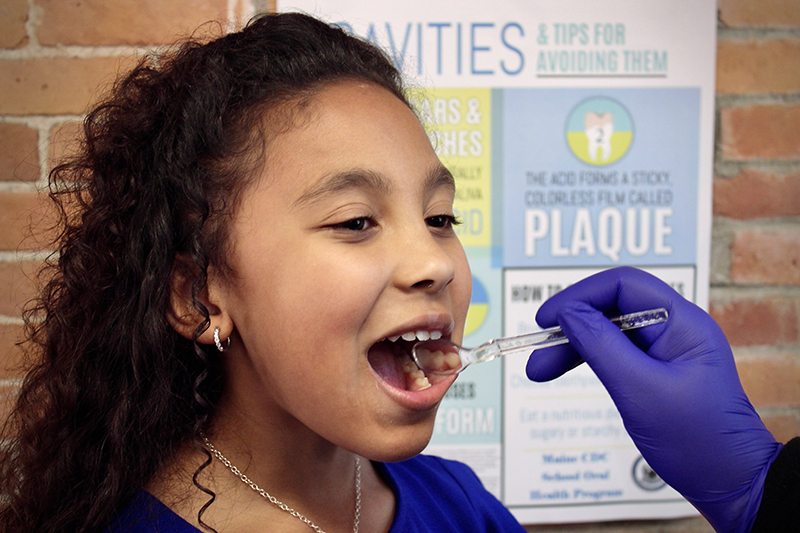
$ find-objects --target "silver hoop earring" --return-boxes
[214,327,231,352]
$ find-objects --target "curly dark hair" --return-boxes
[0,12,406,533]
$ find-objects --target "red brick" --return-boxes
[0,323,26,380]
[0,191,54,251]
[48,121,83,169]
[0,57,132,115]
[0,261,40,317]
[717,39,800,95]
[761,413,800,443]
[720,0,800,28]
[0,123,39,182]
[720,104,800,161]
[731,229,800,285]
[0,0,28,48]
[710,298,798,346]
[737,355,800,408]
[38,0,229,46]
[713,170,800,219]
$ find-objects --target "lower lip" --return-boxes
[371,368,457,412]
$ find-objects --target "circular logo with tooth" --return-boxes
[566,96,633,166]
[632,455,665,491]
[464,275,488,336]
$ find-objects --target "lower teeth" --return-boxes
[412,377,431,391]
[402,356,431,391]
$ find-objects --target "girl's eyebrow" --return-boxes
[292,169,390,210]
[292,164,455,209]
[426,164,456,193]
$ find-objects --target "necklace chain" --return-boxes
[201,435,361,533]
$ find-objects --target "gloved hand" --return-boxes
[526,267,782,533]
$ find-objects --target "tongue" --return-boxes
[368,343,406,390]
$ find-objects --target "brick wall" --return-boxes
[0,0,262,408]
[0,1,798,532]
[712,0,800,449]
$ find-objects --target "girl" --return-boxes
[2,10,792,533]
[0,11,525,533]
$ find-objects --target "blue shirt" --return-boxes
[107,454,525,532]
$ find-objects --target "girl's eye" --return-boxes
[426,214,462,230]
[332,217,376,232]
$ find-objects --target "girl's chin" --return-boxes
[335,406,441,463]
[355,427,435,463]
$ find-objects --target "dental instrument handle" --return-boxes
[464,307,669,366]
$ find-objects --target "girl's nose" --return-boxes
[393,228,457,294]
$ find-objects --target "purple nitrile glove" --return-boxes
[526,267,782,533]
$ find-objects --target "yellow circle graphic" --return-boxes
[566,97,633,166]
[464,275,489,336]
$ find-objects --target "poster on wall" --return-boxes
[278,0,716,524]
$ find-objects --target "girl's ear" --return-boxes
[167,255,233,346]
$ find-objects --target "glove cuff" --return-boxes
[751,437,800,532]
[688,440,782,533]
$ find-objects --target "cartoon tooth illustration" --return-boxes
[566,97,632,167]
[584,111,614,162]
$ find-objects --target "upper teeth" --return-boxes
[387,330,443,343]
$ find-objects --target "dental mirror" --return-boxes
[411,308,668,376]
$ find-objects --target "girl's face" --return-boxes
[215,80,472,461]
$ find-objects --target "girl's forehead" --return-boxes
[261,81,435,186]
[233,81,448,226]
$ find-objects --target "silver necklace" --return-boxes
[201,436,361,533]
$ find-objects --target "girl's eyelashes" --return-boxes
[325,213,461,234]
[426,214,462,230]
[329,216,377,232]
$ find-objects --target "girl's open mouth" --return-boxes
[367,331,450,392]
